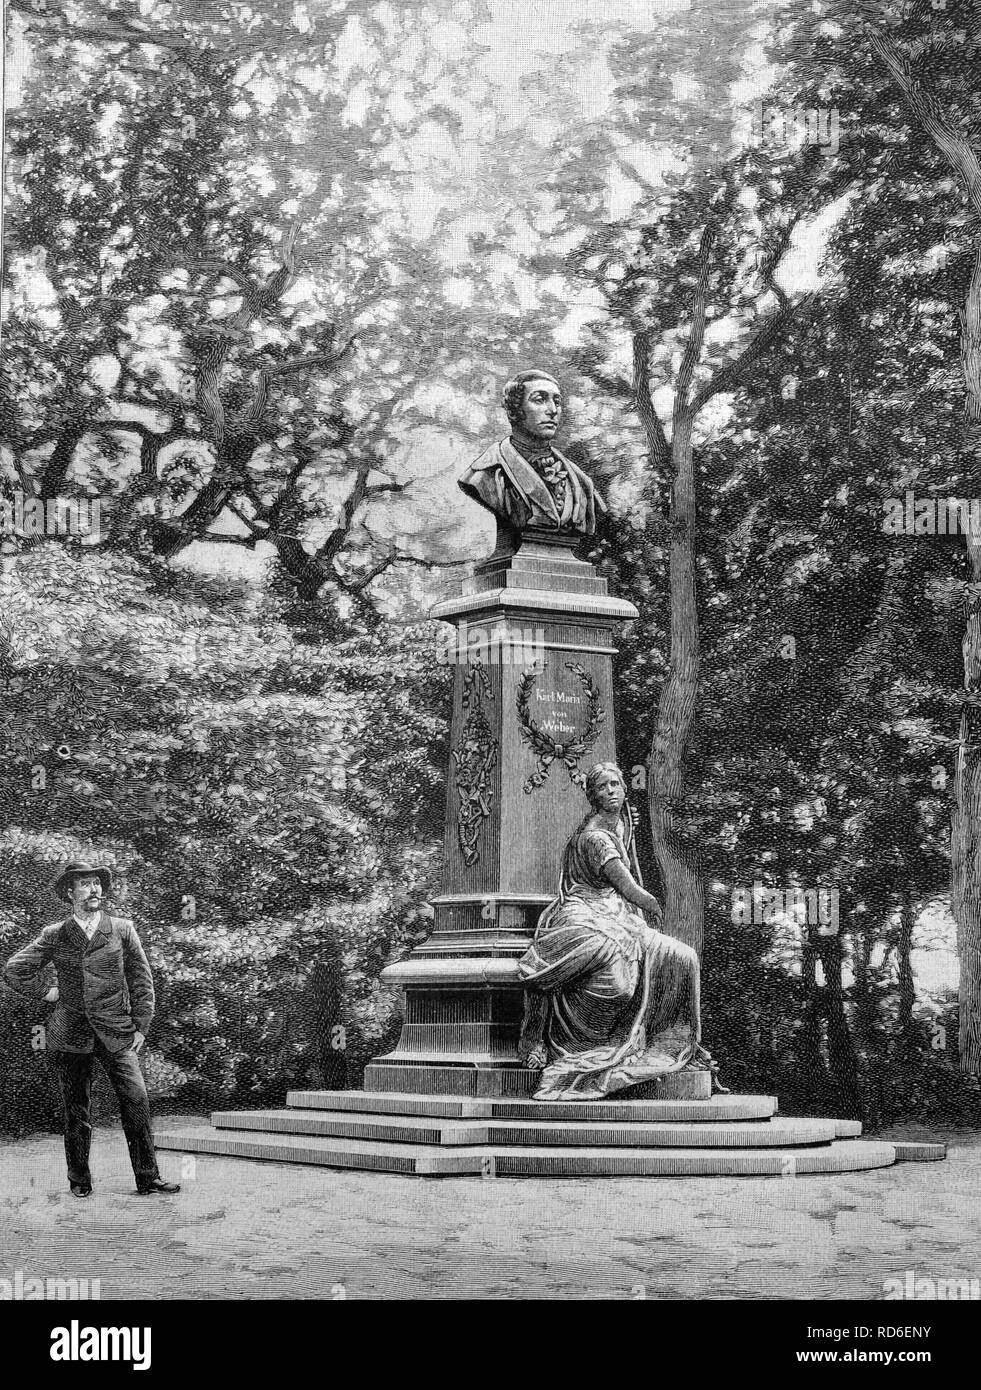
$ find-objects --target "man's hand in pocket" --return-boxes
[44,986,59,1003]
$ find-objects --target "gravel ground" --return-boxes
[1,1115,979,1300]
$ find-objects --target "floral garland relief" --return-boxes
[515,661,605,794]
[451,659,498,867]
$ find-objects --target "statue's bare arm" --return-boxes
[603,859,663,924]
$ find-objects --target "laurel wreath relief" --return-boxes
[515,661,605,794]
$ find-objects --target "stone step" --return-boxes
[833,1119,864,1139]
[285,1089,780,1123]
[890,1141,947,1161]
[153,1129,896,1177]
[211,1108,847,1148]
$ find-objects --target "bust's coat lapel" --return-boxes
[497,439,561,524]
[463,436,606,532]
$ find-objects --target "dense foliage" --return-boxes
[0,546,448,1129]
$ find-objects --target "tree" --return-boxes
[4,0,602,613]
[857,0,981,1074]
[555,2,846,952]
[762,0,980,1075]
[2,4,415,610]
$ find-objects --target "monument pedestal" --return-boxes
[367,530,638,1098]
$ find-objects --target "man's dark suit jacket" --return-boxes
[3,911,155,1053]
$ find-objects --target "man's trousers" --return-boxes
[50,1040,160,1187]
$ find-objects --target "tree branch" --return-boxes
[313,461,372,567]
[224,499,266,535]
[869,31,981,220]
[338,545,479,595]
[689,293,814,418]
[632,330,671,471]
[338,552,398,594]
[258,221,301,308]
[15,6,339,64]
[170,257,263,303]
[38,418,89,502]
[259,455,312,529]
[199,531,261,549]
[99,418,192,452]
[360,529,472,571]
[395,553,469,570]
[673,222,717,430]
[365,481,407,497]
[262,337,358,380]
[14,6,195,54]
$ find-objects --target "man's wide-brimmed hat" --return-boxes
[53,862,112,903]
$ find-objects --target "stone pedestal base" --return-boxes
[364,1062,714,1101]
[645,1071,713,1101]
[364,1063,539,1098]
[370,957,531,1088]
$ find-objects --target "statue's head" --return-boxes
[502,369,562,441]
[584,762,626,813]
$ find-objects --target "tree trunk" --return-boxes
[153,437,254,557]
[107,429,166,546]
[648,414,703,954]
[271,532,332,601]
[869,27,981,1075]
[897,886,916,1051]
[850,905,881,1129]
[952,574,981,1075]
[853,921,872,1053]
[799,939,829,1101]
[952,243,981,1076]
[820,933,861,1119]
[38,418,88,501]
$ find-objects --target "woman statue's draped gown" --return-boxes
[517,763,721,1101]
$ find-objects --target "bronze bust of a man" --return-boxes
[459,369,605,538]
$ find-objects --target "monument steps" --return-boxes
[201,1106,854,1148]
[153,1123,899,1177]
[152,1087,926,1176]
[891,1141,948,1161]
[284,1089,779,1122]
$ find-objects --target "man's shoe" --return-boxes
[136,1177,181,1196]
[70,1182,92,1198]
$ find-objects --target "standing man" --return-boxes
[4,862,180,1198]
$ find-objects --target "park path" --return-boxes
[1,1117,978,1300]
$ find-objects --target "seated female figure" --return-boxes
[517,762,718,1101]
